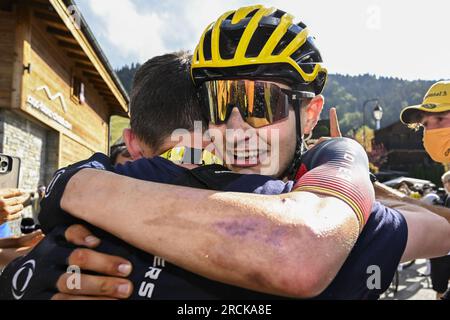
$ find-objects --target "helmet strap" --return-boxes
[284,100,307,180]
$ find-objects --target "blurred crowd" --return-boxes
[390,171,450,300]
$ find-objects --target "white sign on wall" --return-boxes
[26,95,72,130]
[35,85,68,113]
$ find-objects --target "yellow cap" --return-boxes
[400,81,450,124]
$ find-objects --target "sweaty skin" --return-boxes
[57,161,360,298]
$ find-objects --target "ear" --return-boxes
[122,128,145,160]
[303,95,324,135]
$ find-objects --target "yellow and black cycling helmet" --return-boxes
[191,5,327,95]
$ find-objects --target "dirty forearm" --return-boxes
[60,169,357,297]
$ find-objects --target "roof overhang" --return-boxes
[31,0,129,116]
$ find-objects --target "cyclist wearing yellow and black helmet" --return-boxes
[5,6,449,300]
[188,6,376,227]
[191,5,327,179]
[191,6,327,92]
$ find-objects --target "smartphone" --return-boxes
[0,154,21,189]
[0,154,21,237]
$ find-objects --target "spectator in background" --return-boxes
[401,82,450,299]
[421,184,440,206]
[0,189,28,238]
[440,171,450,207]
[400,80,450,164]
[424,171,450,299]
[21,185,44,234]
[397,182,414,197]
[23,184,46,225]
[0,188,44,270]
[110,137,132,165]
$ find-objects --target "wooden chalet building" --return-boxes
[0,0,129,190]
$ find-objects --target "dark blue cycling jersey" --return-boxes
[0,143,408,300]
[118,159,406,300]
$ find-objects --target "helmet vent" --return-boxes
[269,9,286,19]
[271,31,296,56]
[219,28,245,59]
[227,8,259,23]
[290,37,322,72]
[203,30,212,60]
[297,21,307,29]
[245,26,276,58]
[226,12,235,21]
[244,9,259,19]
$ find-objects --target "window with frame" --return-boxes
[71,76,85,104]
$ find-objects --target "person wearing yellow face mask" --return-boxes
[401,83,450,300]
[400,81,450,164]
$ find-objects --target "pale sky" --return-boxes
[75,0,450,81]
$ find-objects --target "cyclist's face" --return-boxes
[209,105,297,177]
[207,80,324,177]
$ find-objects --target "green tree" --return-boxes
[354,126,374,152]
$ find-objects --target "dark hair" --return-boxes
[130,52,206,151]
[110,142,129,165]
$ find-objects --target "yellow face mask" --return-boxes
[423,127,450,164]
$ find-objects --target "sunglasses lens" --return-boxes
[201,80,292,128]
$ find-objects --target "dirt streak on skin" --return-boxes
[213,217,289,247]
